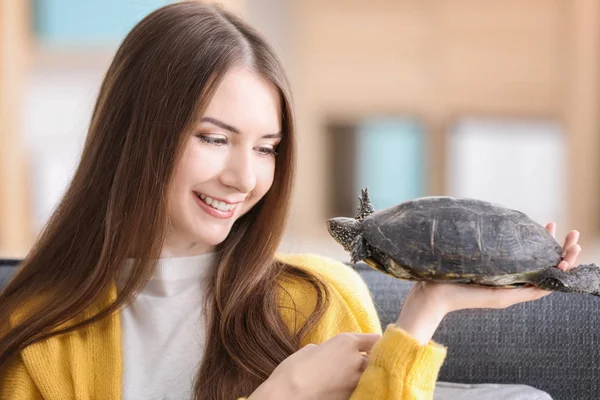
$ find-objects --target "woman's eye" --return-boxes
[257,146,278,157]
[197,135,227,146]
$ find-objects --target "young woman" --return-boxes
[0,2,582,399]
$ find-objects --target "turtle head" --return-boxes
[326,217,361,252]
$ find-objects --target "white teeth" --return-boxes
[197,193,235,212]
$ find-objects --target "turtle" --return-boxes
[326,188,600,296]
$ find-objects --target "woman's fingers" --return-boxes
[352,333,381,353]
[545,222,556,237]
[563,230,580,249]
[358,353,369,373]
[559,243,581,271]
[558,230,580,271]
[546,223,581,272]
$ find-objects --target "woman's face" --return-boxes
[164,66,282,257]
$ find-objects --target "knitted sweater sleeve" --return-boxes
[240,253,448,400]
[351,324,446,399]
[281,253,448,399]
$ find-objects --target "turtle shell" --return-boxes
[360,196,563,278]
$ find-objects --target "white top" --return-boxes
[117,253,218,400]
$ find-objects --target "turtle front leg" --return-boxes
[533,263,600,296]
[350,234,371,263]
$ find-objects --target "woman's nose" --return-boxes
[219,150,256,194]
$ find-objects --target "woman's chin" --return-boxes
[192,229,232,249]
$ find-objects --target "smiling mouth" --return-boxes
[195,192,237,212]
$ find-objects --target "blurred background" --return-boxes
[1,0,599,264]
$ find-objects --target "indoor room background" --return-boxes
[1,0,599,265]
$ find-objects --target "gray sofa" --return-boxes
[1,259,598,399]
[355,261,599,400]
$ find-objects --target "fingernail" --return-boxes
[560,261,568,270]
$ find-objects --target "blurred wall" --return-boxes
[1,0,599,262]
[0,0,33,256]
[282,0,600,260]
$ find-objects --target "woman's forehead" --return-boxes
[199,67,282,136]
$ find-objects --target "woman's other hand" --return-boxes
[249,332,381,400]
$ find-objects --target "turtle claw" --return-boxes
[351,234,371,263]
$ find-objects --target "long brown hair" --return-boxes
[0,2,329,398]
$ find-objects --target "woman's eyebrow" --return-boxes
[201,116,240,134]
[200,116,282,138]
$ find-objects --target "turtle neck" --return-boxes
[117,252,218,400]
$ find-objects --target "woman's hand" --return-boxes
[249,332,381,400]
[396,222,582,345]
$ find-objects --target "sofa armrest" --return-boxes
[0,259,19,289]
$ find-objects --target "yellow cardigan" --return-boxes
[0,253,447,399]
